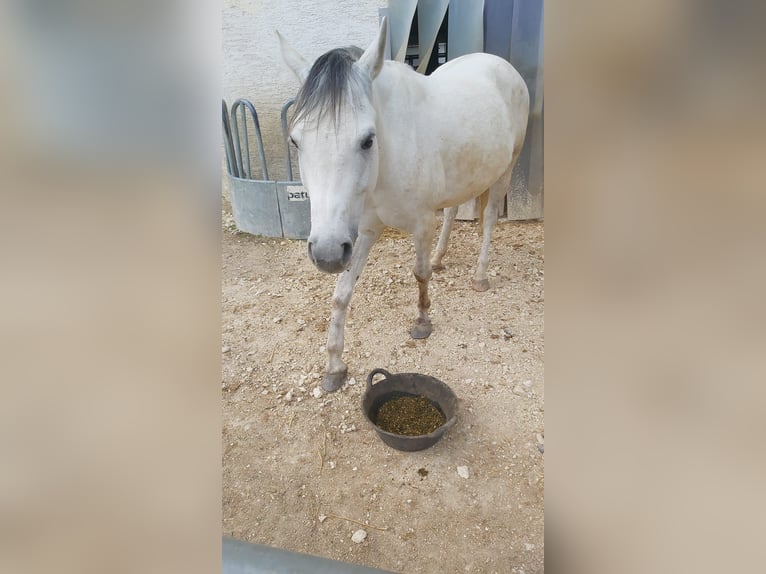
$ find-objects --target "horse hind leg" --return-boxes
[472,164,515,292]
[431,206,458,271]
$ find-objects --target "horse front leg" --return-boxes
[322,224,383,392]
[410,218,436,339]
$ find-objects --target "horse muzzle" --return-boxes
[307,237,353,273]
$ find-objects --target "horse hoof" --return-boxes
[431,263,445,272]
[322,370,347,392]
[472,278,490,292]
[410,320,432,339]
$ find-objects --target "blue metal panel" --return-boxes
[507,0,544,219]
[447,0,485,59]
[483,0,544,219]
[510,0,543,108]
[483,0,514,60]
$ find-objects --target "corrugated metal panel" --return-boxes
[416,0,450,74]
[447,0,485,60]
[387,0,419,61]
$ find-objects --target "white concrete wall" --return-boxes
[223,0,387,184]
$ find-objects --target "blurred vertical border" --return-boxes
[545,1,766,573]
[0,1,221,573]
[1,1,765,573]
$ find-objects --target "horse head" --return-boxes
[278,18,387,273]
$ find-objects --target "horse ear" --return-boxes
[276,30,310,83]
[357,17,388,80]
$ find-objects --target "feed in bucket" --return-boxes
[375,395,446,435]
[361,368,458,451]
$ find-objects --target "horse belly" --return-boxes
[431,55,527,208]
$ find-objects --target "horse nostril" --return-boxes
[341,241,353,262]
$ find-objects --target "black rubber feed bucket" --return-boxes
[361,368,458,451]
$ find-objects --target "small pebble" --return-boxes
[222,346,231,353]
[225,380,242,392]
[347,377,357,386]
[328,461,336,469]
[524,543,535,551]
[312,387,323,399]
[351,529,367,544]
[283,390,293,402]
[318,514,327,523]
[273,317,282,324]
[457,466,470,479]
[512,385,526,396]
[523,379,533,388]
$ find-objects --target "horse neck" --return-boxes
[371,62,431,165]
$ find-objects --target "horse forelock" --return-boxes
[290,47,369,131]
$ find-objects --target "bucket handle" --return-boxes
[366,368,393,391]
[442,415,458,430]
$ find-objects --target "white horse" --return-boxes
[277,18,529,392]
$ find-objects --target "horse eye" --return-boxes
[360,135,374,150]
[289,137,299,149]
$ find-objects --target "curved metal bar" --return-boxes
[222,100,238,177]
[230,98,269,181]
[280,98,296,181]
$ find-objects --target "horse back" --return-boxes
[373,55,529,218]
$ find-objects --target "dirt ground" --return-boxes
[221,204,544,574]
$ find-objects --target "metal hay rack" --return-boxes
[222,98,310,239]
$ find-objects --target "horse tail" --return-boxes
[478,189,490,236]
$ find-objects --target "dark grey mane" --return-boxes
[290,46,369,129]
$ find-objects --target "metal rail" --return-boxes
[280,98,296,181]
[229,99,269,181]
[222,536,397,574]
